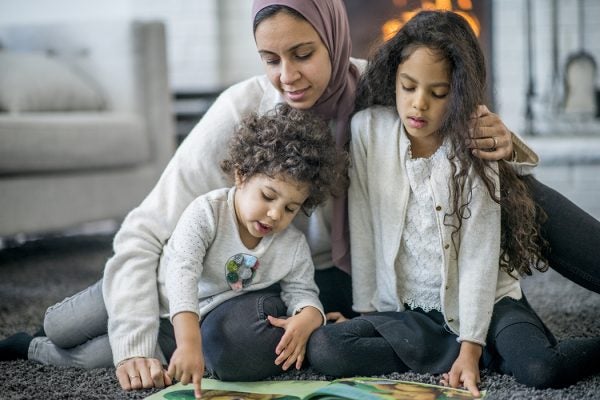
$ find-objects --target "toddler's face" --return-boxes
[395,47,450,154]
[234,173,309,249]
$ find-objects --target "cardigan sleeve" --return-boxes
[455,164,502,345]
[279,236,326,324]
[102,77,267,365]
[509,131,539,176]
[348,111,379,313]
[165,196,216,321]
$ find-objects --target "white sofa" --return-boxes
[0,21,176,237]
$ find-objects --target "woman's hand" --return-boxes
[469,105,514,161]
[116,357,172,391]
[267,306,323,371]
[440,341,483,398]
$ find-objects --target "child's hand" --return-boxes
[325,311,348,323]
[169,312,204,399]
[167,345,204,399]
[267,306,323,371]
[440,341,482,398]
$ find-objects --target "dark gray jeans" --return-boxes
[29,280,171,368]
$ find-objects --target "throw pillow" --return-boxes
[0,51,105,112]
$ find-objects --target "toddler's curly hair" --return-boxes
[221,104,347,214]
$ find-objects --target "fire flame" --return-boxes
[382,0,480,41]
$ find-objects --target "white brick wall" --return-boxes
[493,0,600,135]
[0,0,262,91]
[131,0,262,90]
[493,0,600,220]
[216,0,263,87]
[130,0,221,91]
[527,137,600,219]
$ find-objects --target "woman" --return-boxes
[6,0,597,392]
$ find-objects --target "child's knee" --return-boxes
[512,357,563,389]
[306,328,349,377]
[203,334,282,381]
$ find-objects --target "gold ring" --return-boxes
[492,136,498,149]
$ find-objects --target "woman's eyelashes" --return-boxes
[261,51,313,65]
[262,57,279,65]
[295,51,312,60]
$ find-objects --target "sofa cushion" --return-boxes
[0,51,105,113]
[0,113,151,174]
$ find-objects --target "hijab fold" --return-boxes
[252,0,358,274]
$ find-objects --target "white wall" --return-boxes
[0,0,263,91]
[0,1,132,24]
[217,0,263,87]
[493,0,600,135]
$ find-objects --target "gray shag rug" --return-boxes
[1,233,599,400]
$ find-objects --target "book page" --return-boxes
[145,378,330,400]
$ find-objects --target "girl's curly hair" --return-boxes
[221,103,347,214]
[356,10,548,277]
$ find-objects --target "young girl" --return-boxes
[307,10,600,397]
[0,104,344,399]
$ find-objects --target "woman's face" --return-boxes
[255,11,332,110]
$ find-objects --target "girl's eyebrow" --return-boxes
[398,72,449,88]
[258,41,315,56]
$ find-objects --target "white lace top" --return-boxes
[395,143,448,312]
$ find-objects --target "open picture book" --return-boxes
[146,377,486,399]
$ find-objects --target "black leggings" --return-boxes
[307,296,600,388]
[527,177,600,293]
[487,296,600,388]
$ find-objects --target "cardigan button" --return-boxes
[444,244,450,249]
[447,318,454,322]
[445,285,449,290]
[435,205,442,211]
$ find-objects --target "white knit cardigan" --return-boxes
[349,106,522,345]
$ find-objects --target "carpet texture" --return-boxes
[0,233,599,400]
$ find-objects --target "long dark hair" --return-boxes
[356,10,547,276]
